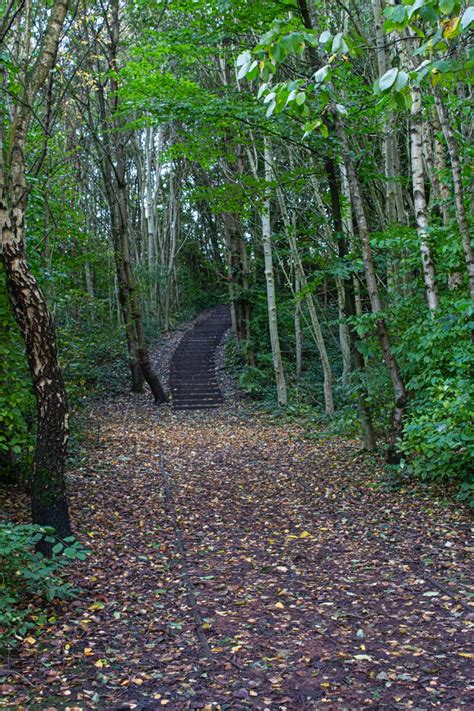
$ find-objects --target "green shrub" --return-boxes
[0,523,89,651]
[395,299,474,499]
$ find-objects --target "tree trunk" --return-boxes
[327,155,377,450]
[262,137,287,406]
[97,0,166,401]
[276,186,334,415]
[337,116,406,455]
[295,271,303,383]
[0,0,72,550]
[433,86,474,300]
[409,58,439,311]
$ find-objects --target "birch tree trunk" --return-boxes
[408,49,439,311]
[262,137,287,406]
[0,0,72,548]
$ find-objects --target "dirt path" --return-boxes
[1,317,473,710]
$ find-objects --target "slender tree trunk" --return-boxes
[335,277,351,386]
[337,117,406,455]
[295,271,303,383]
[432,86,474,300]
[408,47,439,311]
[311,170,352,385]
[97,0,166,402]
[328,155,377,450]
[262,137,287,406]
[276,187,334,415]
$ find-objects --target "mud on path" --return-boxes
[1,328,473,710]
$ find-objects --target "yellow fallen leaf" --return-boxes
[132,677,143,685]
[24,636,36,645]
[88,602,105,611]
[274,602,285,609]
[84,647,94,656]
[299,530,312,539]
[458,652,474,658]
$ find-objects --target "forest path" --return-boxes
[3,403,473,709]
[170,306,232,411]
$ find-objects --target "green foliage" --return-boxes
[0,277,35,474]
[0,523,89,650]
[397,300,474,492]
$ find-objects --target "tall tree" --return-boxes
[0,0,72,543]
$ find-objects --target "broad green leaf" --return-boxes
[384,5,406,23]
[266,100,276,117]
[236,51,251,68]
[313,65,329,83]
[461,6,474,29]
[379,67,399,91]
[439,0,454,15]
[407,0,426,20]
[331,33,343,53]
[394,70,409,91]
[237,62,250,80]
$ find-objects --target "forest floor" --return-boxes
[1,317,473,710]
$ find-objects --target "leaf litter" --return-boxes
[1,393,473,709]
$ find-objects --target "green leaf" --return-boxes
[384,5,406,23]
[379,67,399,91]
[236,51,251,68]
[439,0,454,15]
[419,5,438,23]
[394,70,409,91]
[313,65,329,83]
[461,7,474,30]
[407,0,426,20]
[331,32,349,54]
[237,62,250,80]
[266,100,276,117]
[319,30,332,44]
